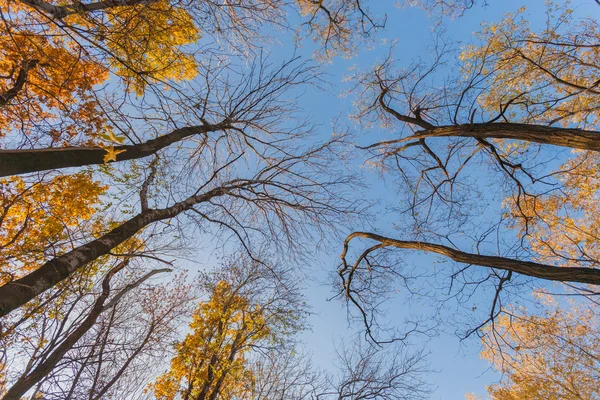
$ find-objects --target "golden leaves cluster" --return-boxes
[150,280,269,400]
[0,173,107,284]
[479,305,600,399]
[65,1,200,95]
[504,150,600,267]
[0,0,199,146]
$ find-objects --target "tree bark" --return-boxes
[0,60,38,107]
[0,122,230,177]
[367,123,600,153]
[411,123,600,152]
[0,182,243,316]
[342,232,600,285]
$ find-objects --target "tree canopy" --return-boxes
[1,0,599,399]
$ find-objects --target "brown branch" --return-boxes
[0,60,38,106]
[0,179,253,316]
[18,0,160,19]
[342,232,600,286]
[378,90,435,130]
[0,259,166,400]
[364,123,600,153]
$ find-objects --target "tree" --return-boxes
[0,173,106,283]
[339,2,600,339]
[0,0,382,177]
[474,302,600,399]
[0,1,377,397]
[319,340,430,400]
[149,256,308,400]
[233,337,430,400]
[236,349,326,399]
[0,57,360,317]
[0,256,191,400]
[0,0,377,317]
[149,255,430,400]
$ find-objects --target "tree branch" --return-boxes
[102,267,171,310]
[341,232,600,286]
[1,259,131,400]
[0,60,38,107]
[19,0,160,19]
[364,122,600,153]
[0,180,247,316]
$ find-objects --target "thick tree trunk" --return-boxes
[343,232,600,285]
[0,122,230,177]
[0,184,237,317]
[412,123,600,152]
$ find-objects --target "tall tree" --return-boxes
[0,1,376,396]
[149,256,307,400]
[0,255,190,400]
[0,57,359,317]
[150,256,430,400]
[0,0,382,177]
[236,339,431,400]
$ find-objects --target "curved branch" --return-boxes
[342,232,600,285]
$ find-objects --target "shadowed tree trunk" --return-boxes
[0,183,240,316]
[0,121,231,177]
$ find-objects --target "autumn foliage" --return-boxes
[150,280,265,400]
[1,0,600,399]
[476,304,600,399]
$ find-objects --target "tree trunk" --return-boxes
[0,122,230,177]
[0,184,238,316]
[410,123,600,152]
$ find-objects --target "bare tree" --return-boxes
[238,350,327,400]
[0,256,191,400]
[236,338,431,400]
[340,4,600,340]
[0,57,361,317]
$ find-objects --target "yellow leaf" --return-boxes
[103,146,127,163]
